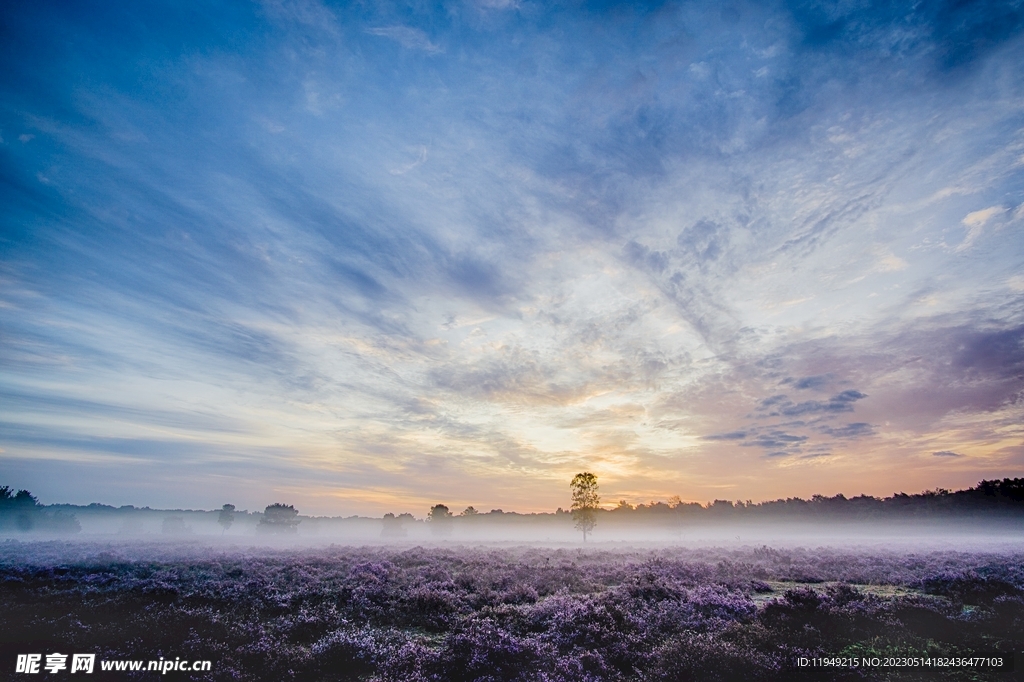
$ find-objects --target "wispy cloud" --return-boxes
[957,206,1006,251]
[366,26,442,53]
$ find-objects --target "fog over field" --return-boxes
[5,484,1024,550]
[5,523,1024,551]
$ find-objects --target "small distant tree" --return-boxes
[460,506,479,516]
[380,512,407,538]
[218,504,235,534]
[428,504,453,537]
[162,516,190,535]
[570,472,600,542]
[258,503,299,534]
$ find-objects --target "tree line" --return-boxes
[4,477,1022,538]
[416,475,1024,541]
[600,478,1024,518]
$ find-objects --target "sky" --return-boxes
[1,0,1023,516]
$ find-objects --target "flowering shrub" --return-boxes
[1,541,1021,681]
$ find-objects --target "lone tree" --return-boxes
[570,472,600,542]
[218,504,235,533]
[428,503,453,537]
[258,503,300,534]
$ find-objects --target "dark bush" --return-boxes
[431,620,551,682]
[651,632,781,682]
[919,570,1021,604]
[309,629,377,680]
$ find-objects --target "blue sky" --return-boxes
[2,0,1023,515]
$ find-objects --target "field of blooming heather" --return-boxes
[2,541,1022,681]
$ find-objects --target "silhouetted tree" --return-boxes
[380,512,407,538]
[9,489,40,531]
[258,503,300,534]
[0,487,79,534]
[218,504,235,533]
[460,506,479,516]
[973,477,1024,502]
[570,472,600,542]
[428,504,453,537]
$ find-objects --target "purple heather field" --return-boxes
[3,536,1023,682]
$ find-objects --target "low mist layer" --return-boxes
[3,480,1023,549]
